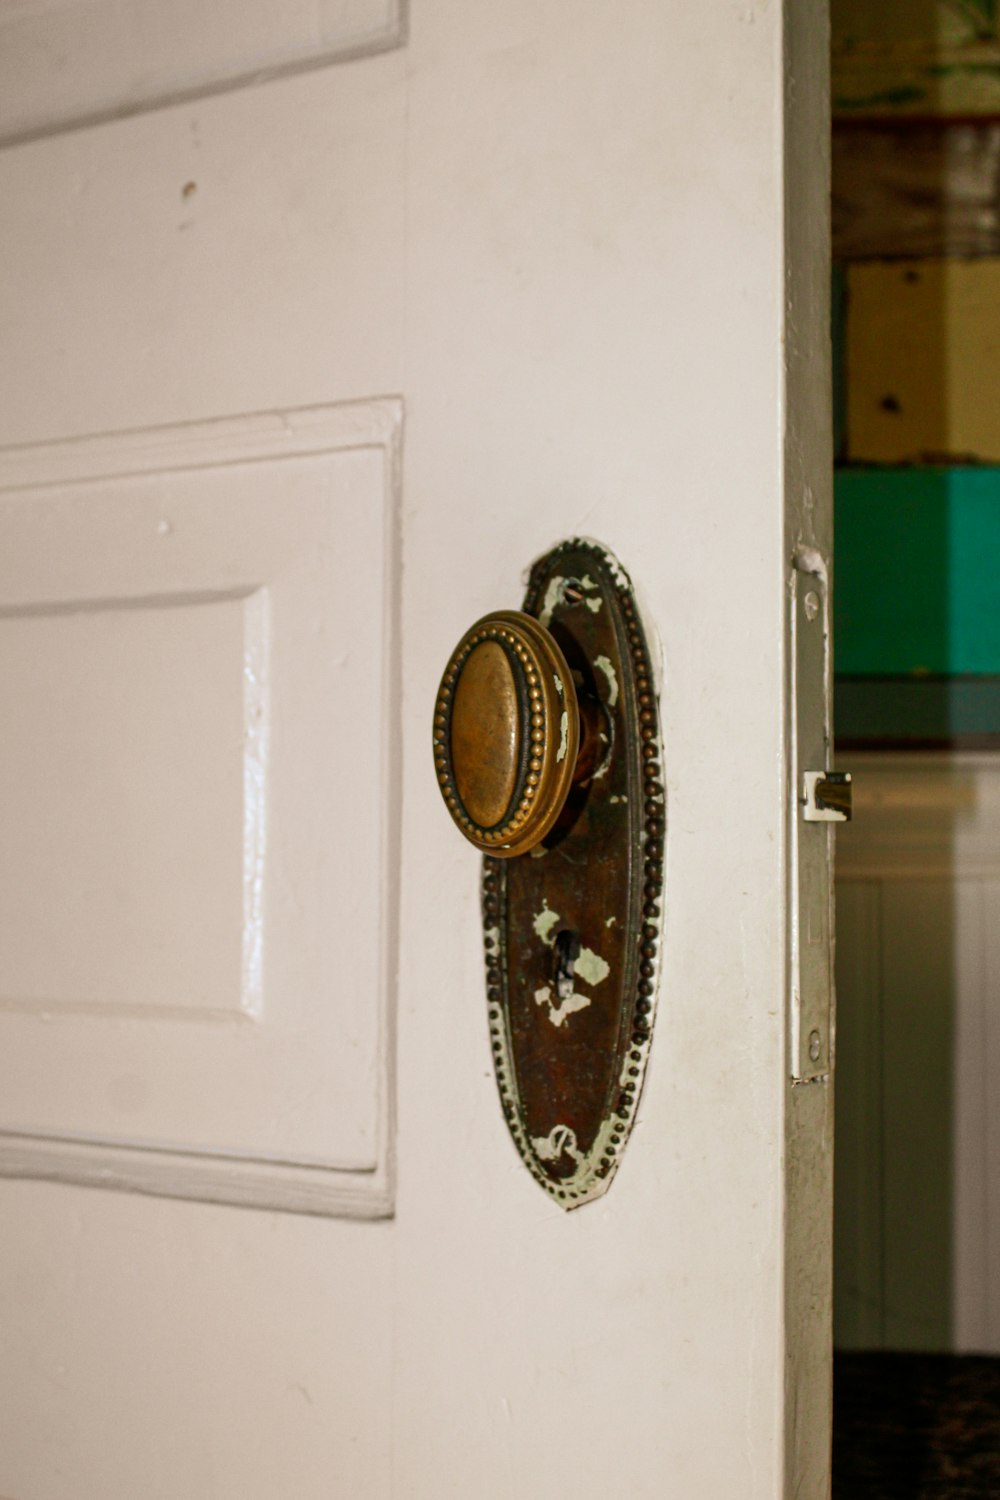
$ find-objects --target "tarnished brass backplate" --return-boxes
[482,540,664,1208]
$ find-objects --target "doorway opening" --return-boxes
[833,2,1000,1488]
[831,2,1000,1494]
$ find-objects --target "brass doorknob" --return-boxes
[433,611,581,856]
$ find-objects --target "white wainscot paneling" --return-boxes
[0,400,401,1217]
[835,752,1000,1351]
[0,0,405,146]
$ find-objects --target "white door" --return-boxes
[0,5,833,1497]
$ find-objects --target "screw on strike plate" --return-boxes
[808,1030,823,1065]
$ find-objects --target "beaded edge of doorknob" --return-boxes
[433,610,580,857]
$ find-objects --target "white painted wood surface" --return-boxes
[836,752,1000,1352]
[0,0,404,145]
[0,5,831,1497]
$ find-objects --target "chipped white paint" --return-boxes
[593,653,619,707]
[556,710,569,762]
[531,896,607,1024]
[578,538,630,592]
[574,947,610,987]
[531,1124,584,1165]
[609,793,627,804]
[591,727,613,781]
[605,915,617,928]
[538,570,606,627]
[534,983,591,1028]
[538,576,565,628]
[578,575,604,614]
[532,902,561,946]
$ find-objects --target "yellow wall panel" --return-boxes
[846,257,1000,463]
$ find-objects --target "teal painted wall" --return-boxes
[835,467,1000,676]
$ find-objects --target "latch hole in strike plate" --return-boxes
[802,769,853,823]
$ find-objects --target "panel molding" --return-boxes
[0,0,407,148]
[0,583,266,1024]
[0,399,402,1219]
[0,398,403,495]
[0,1131,392,1219]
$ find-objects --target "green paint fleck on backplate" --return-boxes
[533,903,560,945]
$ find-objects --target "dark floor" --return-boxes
[834,1353,1000,1498]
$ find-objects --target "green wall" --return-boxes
[836,467,1000,676]
[835,467,1000,742]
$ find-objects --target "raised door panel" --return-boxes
[0,401,400,1215]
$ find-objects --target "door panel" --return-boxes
[0,404,399,1214]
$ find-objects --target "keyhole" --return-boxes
[554,928,581,1002]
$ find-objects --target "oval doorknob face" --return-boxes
[433,610,580,856]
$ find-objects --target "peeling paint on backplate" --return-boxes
[574,947,610,986]
[591,728,612,780]
[556,710,569,762]
[579,575,604,613]
[534,982,592,1028]
[531,1125,585,1165]
[480,538,665,1210]
[533,902,608,985]
[533,902,560,945]
[538,576,565,628]
[539,571,607,626]
[594,653,619,707]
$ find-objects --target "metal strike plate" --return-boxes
[789,551,835,1082]
[436,539,664,1209]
